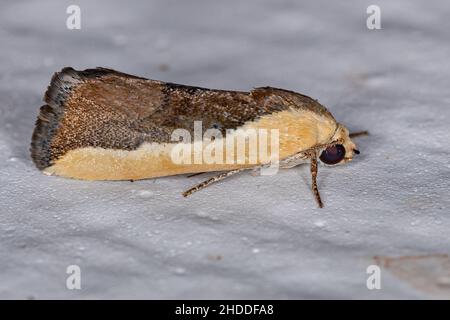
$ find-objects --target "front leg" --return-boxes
[279,142,340,208]
[309,152,323,208]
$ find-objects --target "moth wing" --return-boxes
[31,67,170,169]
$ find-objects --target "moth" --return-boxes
[31,67,366,207]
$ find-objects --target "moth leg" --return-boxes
[183,168,247,197]
[349,130,369,138]
[278,148,324,208]
[310,152,324,208]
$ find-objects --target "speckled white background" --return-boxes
[0,0,449,299]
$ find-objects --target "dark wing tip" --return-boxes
[31,67,86,169]
[30,66,147,170]
[30,67,80,169]
[30,104,58,169]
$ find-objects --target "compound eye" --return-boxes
[319,144,346,165]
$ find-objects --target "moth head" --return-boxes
[319,124,359,165]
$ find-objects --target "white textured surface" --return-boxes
[0,0,449,299]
